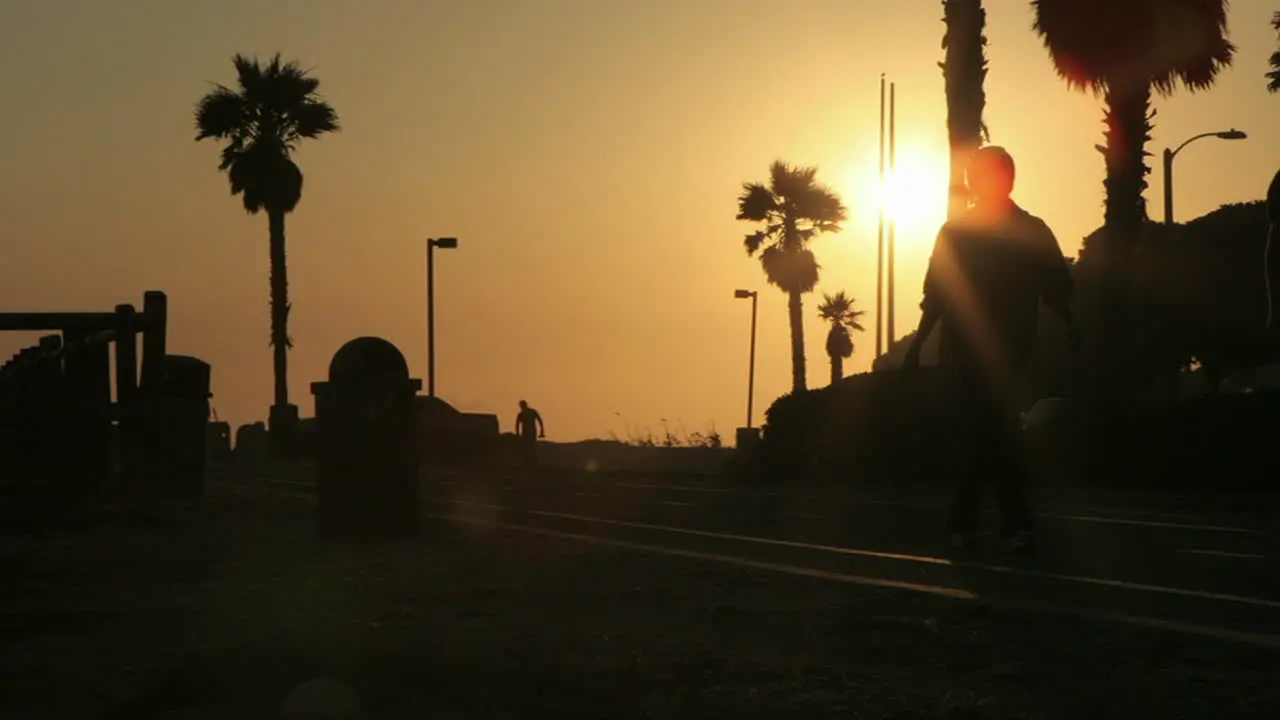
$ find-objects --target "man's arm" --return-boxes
[1030,219,1078,348]
[535,412,545,437]
[905,226,950,363]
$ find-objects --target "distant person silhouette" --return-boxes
[902,145,1078,554]
[515,400,545,469]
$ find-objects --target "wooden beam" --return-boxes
[0,312,143,333]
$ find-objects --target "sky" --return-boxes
[2,0,1277,443]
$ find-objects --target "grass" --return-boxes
[2,493,1277,719]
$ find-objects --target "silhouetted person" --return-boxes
[515,400,545,469]
[903,146,1078,554]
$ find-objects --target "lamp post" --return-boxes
[734,289,758,429]
[426,237,458,397]
[1162,129,1247,224]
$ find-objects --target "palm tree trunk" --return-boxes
[830,355,843,386]
[940,1,986,367]
[268,208,290,408]
[1098,82,1153,392]
[942,0,988,220]
[788,290,807,393]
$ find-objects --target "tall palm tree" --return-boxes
[1032,0,1233,369]
[940,0,990,219]
[817,292,866,385]
[1266,12,1280,331]
[737,161,848,393]
[1267,11,1280,92]
[194,54,340,457]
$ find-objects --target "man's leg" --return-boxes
[991,406,1034,547]
[947,381,990,544]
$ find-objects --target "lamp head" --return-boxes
[432,237,459,249]
[734,289,753,299]
[1216,129,1247,140]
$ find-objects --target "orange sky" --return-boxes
[2,1,1277,443]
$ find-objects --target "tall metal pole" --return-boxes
[876,74,886,359]
[746,292,758,428]
[1162,147,1175,225]
[887,81,897,350]
[426,239,436,397]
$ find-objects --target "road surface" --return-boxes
[209,462,1280,649]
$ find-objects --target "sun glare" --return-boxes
[842,148,949,239]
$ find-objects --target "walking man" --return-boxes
[514,400,545,470]
[902,146,1078,554]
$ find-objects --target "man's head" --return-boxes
[519,400,528,410]
[966,146,1016,203]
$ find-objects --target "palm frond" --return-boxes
[194,85,247,141]
[736,183,777,222]
[291,100,341,139]
[1032,0,1234,96]
[196,53,339,214]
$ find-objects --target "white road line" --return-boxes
[433,509,1279,649]
[400,470,1274,534]
[855,499,1266,535]
[208,476,1280,608]
[1179,549,1267,560]
[208,479,1280,649]
[436,498,1280,610]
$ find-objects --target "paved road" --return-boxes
[208,462,1280,648]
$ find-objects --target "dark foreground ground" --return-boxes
[3,484,1279,719]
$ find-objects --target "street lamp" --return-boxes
[1162,129,1247,224]
[426,237,458,397]
[734,289,758,429]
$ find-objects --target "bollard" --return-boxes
[311,337,422,542]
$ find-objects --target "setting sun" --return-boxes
[843,147,949,239]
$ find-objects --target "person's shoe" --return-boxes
[999,530,1035,555]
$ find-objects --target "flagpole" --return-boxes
[876,73,886,359]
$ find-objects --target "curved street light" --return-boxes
[426,237,459,397]
[1162,129,1247,224]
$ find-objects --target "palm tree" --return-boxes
[817,292,866,385]
[1267,11,1280,92]
[1032,0,1233,376]
[738,161,848,393]
[1268,13,1280,331]
[194,54,340,457]
[940,0,990,219]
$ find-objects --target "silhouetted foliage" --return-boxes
[753,197,1280,492]
[1268,11,1280,92]
[737,161,848,393]
[816,292,866,386]
[939,0,990,219]
[1032,0,1235,362]
[194,54,340,416]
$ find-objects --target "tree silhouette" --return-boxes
[1032,0,1233,377]
[939,0,990,219]
[737,161,848,393]
[194,54,340,456]
[817,292,866,386]
[1267,11,1280,92]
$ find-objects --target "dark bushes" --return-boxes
[753,368,1280,495]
